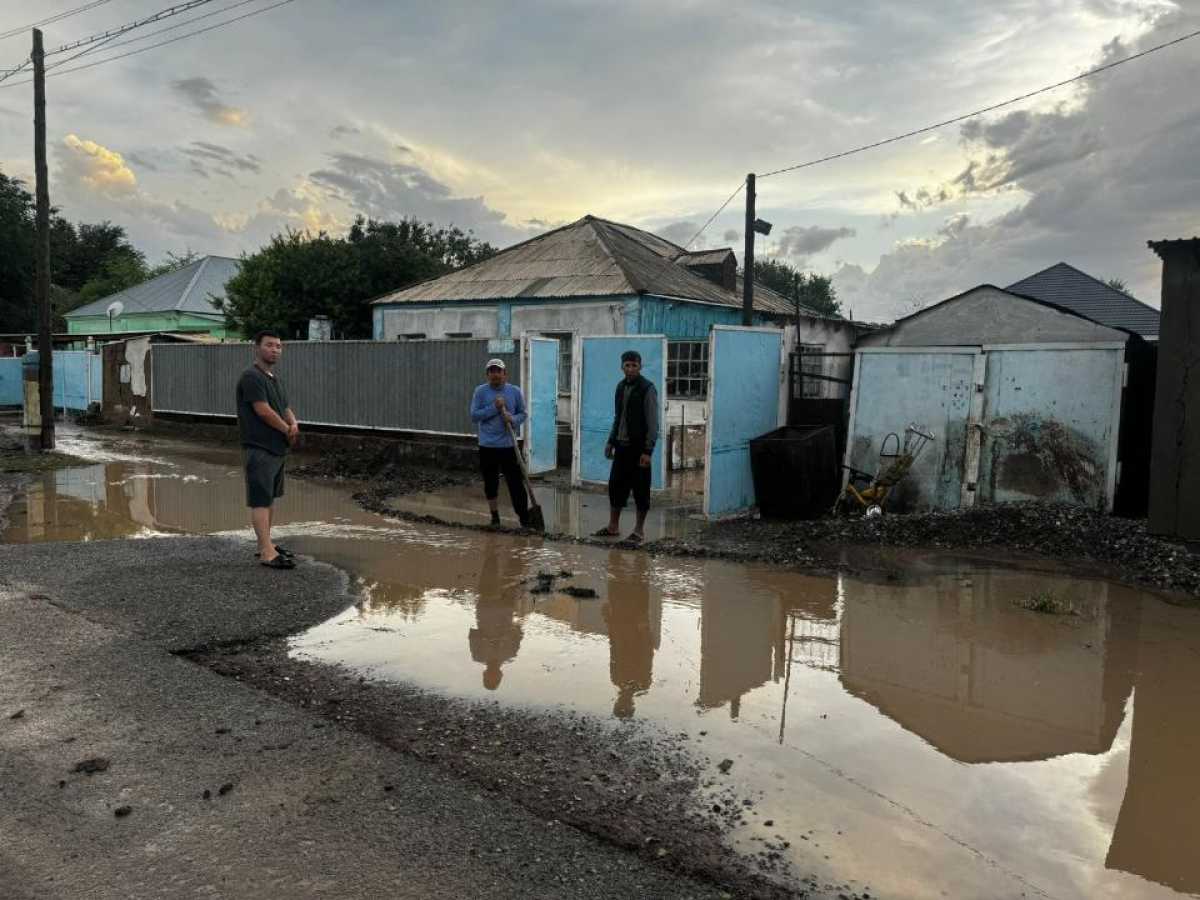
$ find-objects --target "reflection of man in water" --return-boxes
[468,537,524,690]
[604,551,656,718]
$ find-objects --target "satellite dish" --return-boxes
[106,301,124,333]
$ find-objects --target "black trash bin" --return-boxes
[749,425,838,519]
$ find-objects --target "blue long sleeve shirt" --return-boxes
[470,383,527,448]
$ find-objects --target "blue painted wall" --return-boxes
[0,357,21,406]
[373,294,777,340]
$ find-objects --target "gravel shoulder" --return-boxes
[0,535,824,899]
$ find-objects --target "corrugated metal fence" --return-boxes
[151,339,520,436]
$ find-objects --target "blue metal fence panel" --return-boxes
[978,348,1122,510]
[847,350,977,511]
[704,327,783,518]
[575,335,666,489]
[52,351,102,411]
[0,358,21,406]
[526,337,559,474]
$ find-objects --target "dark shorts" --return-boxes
[609,443,651,512]
[244,446,286,508]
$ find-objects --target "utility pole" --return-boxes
[33,28,54,450]
[742,173,755,326]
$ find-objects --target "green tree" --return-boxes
[0,170,35,332]
[752,257,843,318]
[1106,277,1131,296]
[220,217,498,339]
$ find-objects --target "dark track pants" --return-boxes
[608,443,651,513]
[479,446,529,522]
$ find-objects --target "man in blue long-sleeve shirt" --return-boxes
[470,358,530,527]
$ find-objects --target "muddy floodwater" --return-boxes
[4,430,1200,900]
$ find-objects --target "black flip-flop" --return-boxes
[260,555,296,570]
[592,527,620,537]
[255,545,294,558]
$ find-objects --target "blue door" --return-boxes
[525,336,560,474]
[704,326,783,518]
[574,335,667,491]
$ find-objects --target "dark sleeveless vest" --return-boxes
[614,375,652,450]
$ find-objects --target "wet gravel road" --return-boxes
[0,533,830,899]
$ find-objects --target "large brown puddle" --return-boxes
[4,430,1199,900]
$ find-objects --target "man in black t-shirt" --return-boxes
[236,330,299,569]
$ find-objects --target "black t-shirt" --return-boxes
[236,366,290,456]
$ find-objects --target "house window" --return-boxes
[799,343,824,399]
[399,332,427,340]
[540,332,573,396]
[668,340,709,399]
[444,331,472,338]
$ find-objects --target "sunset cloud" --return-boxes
[60,134,137,195]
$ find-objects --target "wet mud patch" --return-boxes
[657,502,1200,601]
[291,445,474,496]
[184,637,846,900]
[0,435,90,475]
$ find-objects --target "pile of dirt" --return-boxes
[292,446,474,499]
[655,502,1200,599]
[186,638,859,900]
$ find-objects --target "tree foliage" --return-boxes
[219,216,498,339]
[0,168,162,331]
[752,257,843,318]
[1105,277,1132,296]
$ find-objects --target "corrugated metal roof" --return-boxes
[66,255,240,319]
[373,215,832,318]
[1005,262,1160,339]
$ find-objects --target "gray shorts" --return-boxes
[243,447,286,508]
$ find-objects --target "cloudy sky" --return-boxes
[1,0,1196,319]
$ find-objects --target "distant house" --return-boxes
[64,255,241,339]
[1007,262,1161,342]
[370,215,856,406]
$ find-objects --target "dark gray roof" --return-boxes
[1005,262,1160,339]
[66,255,240,319]
[372,215,827,318]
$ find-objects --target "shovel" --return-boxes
[505,419,546,532]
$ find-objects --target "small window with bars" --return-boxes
[668,340,709,399]
[540,332,573,396]
[799,343,825,398]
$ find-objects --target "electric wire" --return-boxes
[0,1,218,83]
[757,25,1200,179]
[46,0,266,71]
[0,1,117,42]
[0,0,298,88]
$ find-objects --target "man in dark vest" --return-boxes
[594,350,658,543]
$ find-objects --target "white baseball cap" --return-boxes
[486,358,507,370]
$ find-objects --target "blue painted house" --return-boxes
[371,215,856,418]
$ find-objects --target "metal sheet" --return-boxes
[703,326,784,518]
[151,340,519,436]
[573,335,667,490]
[525,337,559,474]
[846,350,978,511]
[0,358,21,406]
[977,347,1123,511]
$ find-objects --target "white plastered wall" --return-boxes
[380,307,499,340]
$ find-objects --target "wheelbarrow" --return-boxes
[833,424,935,517]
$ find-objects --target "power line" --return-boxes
[0,1,117,42]
[0,1,218,84]
[758,25,1200,180]
[47,0,266,71]
[0,0,298,88]
[680,181,745,250]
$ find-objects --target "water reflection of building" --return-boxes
[1106,598,1200,895]
[838,571,1139,763]
[698,568,838,719]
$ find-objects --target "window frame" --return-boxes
[667,339,710,400]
